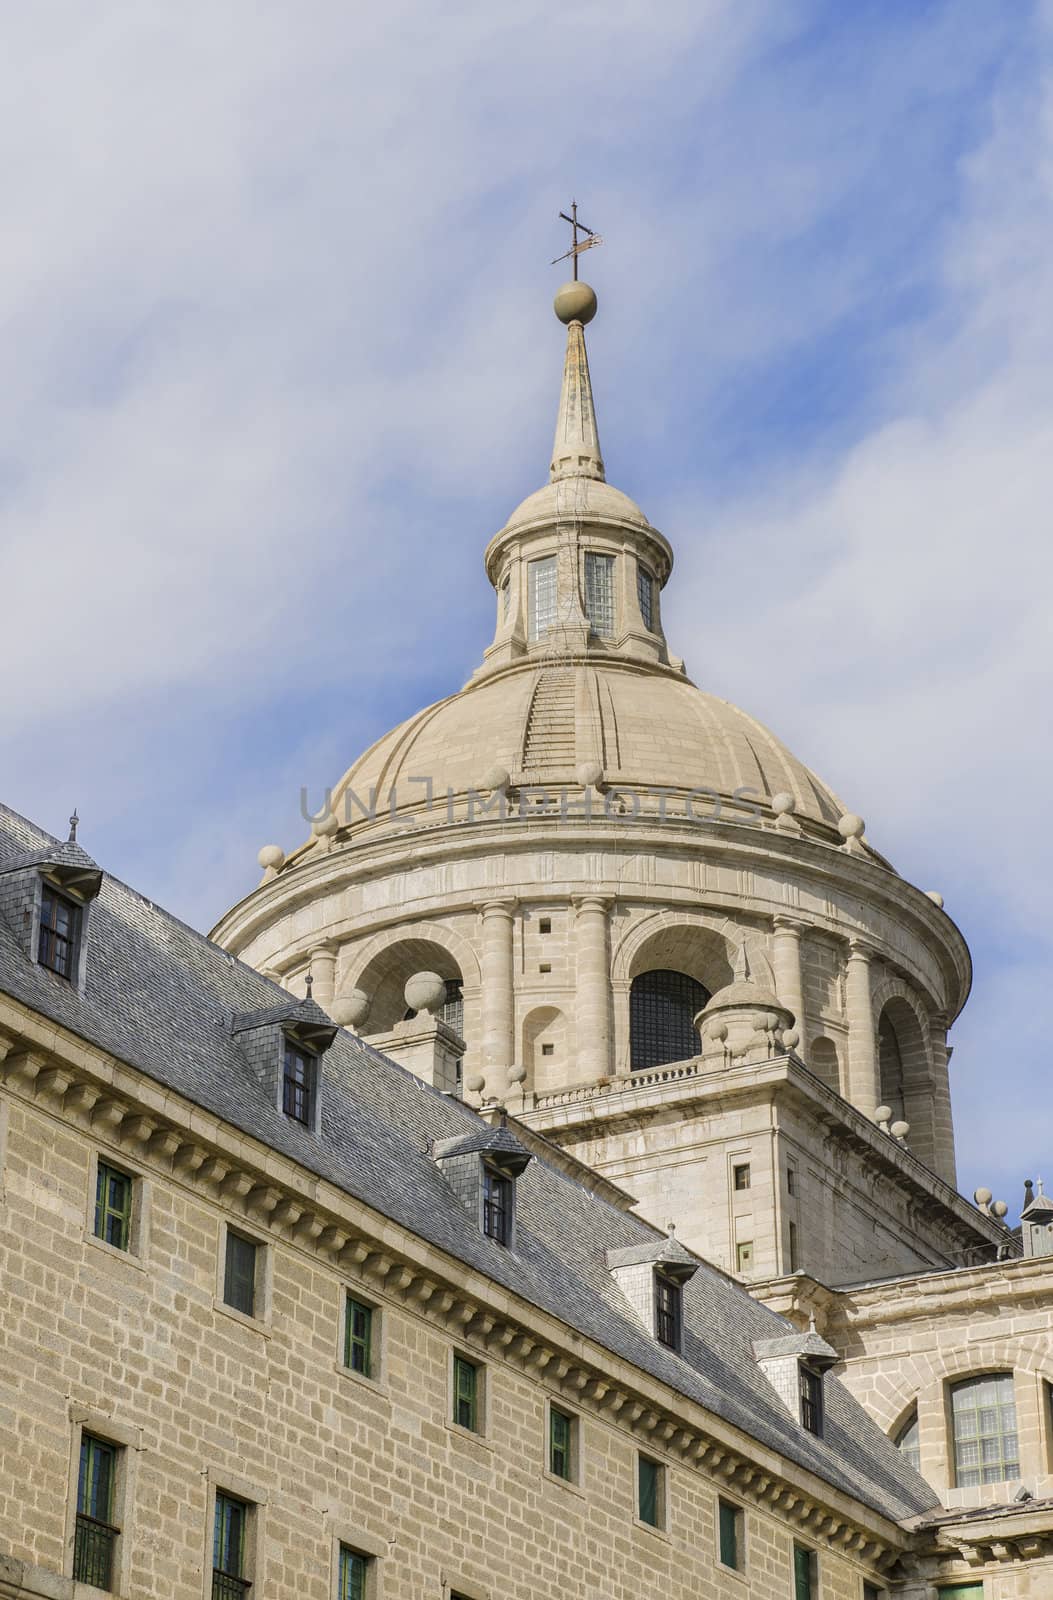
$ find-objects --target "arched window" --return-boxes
[630,970,709,1072]
[950,1373,1019,1486]
[893,1408,921,1473]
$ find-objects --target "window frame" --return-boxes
[450,1351,485,1437]
[635,1451,666,1532]
[281,1038,317,1127]
[793,1542,817,1600]
[546,1401,580,1487]
[799,1363,824,1437]
[636,562,655,631]
[582,549,616,637]
[202,1469,265,1600]
[37,879,84,982]
[343,1292,377,1382]
[629,968,710,1072]
[654,1271,682,1353]
[949,1371,1019,1488]
[527,554,558,640]
[93,1159,134,1252]
[717,1495,745,1573]
[74,1432,121,1591]
[732,1162,751,1192]
[66,1409,140,1598]
[482,1163,513,1247]
[215,1220,270,1328]
[85,1148,148,1263]
[892,1406,921,1473]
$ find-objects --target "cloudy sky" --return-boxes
[1,1,1049,1212]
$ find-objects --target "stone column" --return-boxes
[928,1013,957,1187]
[572,894,612,1083]
[308,943,338,1008]
[772,917,806,1045]
[845,939,880,1115]
[479,899,517,1101]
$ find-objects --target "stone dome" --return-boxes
[325,658,845,835]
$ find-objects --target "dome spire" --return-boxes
[550,282,605,483]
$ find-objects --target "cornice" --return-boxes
[0,1000,909,1562]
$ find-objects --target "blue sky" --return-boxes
[1,1,1050,1216]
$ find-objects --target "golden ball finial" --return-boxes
[554,280,597,325]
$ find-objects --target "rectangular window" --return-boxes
[935,1586,984,1599]
[637,1454,663,1528]
[338,1545,369,1600]
[583,552,615,637]
[789,1219,800,1272]
[952,1372,1019,1486]
[528,555,557,640]
[38,883,81,979]
[541,1042,555,1056]
[718,1498,743,1571]
[74,1434,119,1590]
[482,1165,512,1245]
[282,1042,315,1125]
[799,1364,823,1436]
[793,1543,816,1600]
[501,574,511,620]
[736,1240,754,1275]
[787,1164,797,1195]
[654,1274,681,1352]
[549,1406,573,1481]
[453,1354,479,1432]
[223,1231,258,1318]
[637,563,654,631]
[539,916,552,934]
[94,1161,133,1252]
[863,1584,885,1600]
[733,1162,751,1191]
[344,1295,374,1378]
[213,1492,250,1598]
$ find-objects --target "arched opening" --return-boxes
[808,1036,842,1095]
[630,970,710,1071]
[950,1373,1019,1487]
[877,996,933,1163]
[352,938,465,1037]
[521,1005,566,1092]
[892,1407,920,1473]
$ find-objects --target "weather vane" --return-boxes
[551,201,603,281]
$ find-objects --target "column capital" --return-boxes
[847,936,878,962]
[772,915,808,935]
[572,893,613,915]
[479,897,518,919]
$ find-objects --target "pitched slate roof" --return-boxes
[0,802,938,1525]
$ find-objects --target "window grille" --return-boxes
[583,552,615,636]
[442,979,464,1036]
[282,1043,315,1125]
[549,1407,573,1480]
[894,1409,921,1472]
[38,883,80,979]
[338,1547,368,1600]
[528,556,557,640]
[94,1163,133,1251]
[951,1372,1019,1486]
[453,1355,479,1431]
[654,1274,681,1351]
[482,1166,512,1245]
[223,1232,258,1317]
[799,1365,823,1435]
[637,564,655,631]
[74,1434,118,1590]
[213,1493,250,1598]
[629,969,710,1071]
[345,1296,373,1377]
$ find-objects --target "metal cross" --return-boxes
[551,200,603,280]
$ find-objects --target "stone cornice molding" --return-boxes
[0,990,907,1563]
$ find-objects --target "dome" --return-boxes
[325,659,845,834]
[503,476,652,533]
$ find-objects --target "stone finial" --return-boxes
[925,890,945,908]
[482,765,511,795]
[329,989,370,1029]
[550,293,605,484]
[313,813,340,840]
[257,844,285,873]
[403,971,447,1015]
[68,809,79,843]
[890,1119,910,1143]
[974,1187,993,1215]
[304,970,313,999]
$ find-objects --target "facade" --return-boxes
[0,803,935,1600]
[207,276,1053,1598]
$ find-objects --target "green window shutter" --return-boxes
[338,1546,368,1600]
[454,1356,478,1431]
[224,1232,257,1317]
[638,1456,660,1527]
[793,1544,813,1600]
[94,1163,132,1251]
[936,1587,985,1600]
[550,1408,572,1479]
[345,1296,373,1377]
[718,1499,739,1568]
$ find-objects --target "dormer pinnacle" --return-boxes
[550,282,604,483]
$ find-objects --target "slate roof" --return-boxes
[0,802,938,1526]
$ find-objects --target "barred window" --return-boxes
[630,969,710,1071]
[74,1434,119,1590]
[38,883,81,979]
[213,1492,250,1598]
[338,1546,369,1600]
[951,1372,1019,1486]
[637,563,655,631]
[583,552,615,637]
[528,555,557,640]
[894,1408,921,1473]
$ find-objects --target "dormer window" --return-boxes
[799,1363,823,1435]
[282,1041,317,1126]
[482,1163,512,1245]
[654,1271,682,1351]
[38,882,82,980]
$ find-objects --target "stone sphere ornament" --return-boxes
[329,989,370,1029]
[577,760,604,790]
[313,812,340,838]
[875,1106,893,1124]
[890,1120,910,1140]
[465,1073,485,1094]
[974,1187,993,1207]
[483,764,511,794]
[554,280,598,325]
[257,844,285,871]
[771,792,795,815]
[403,971,447,1015]
[926,890,945,908]
[508,1064,527,1085]
[837,813,866,840]
[991,1200,1009,1219]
